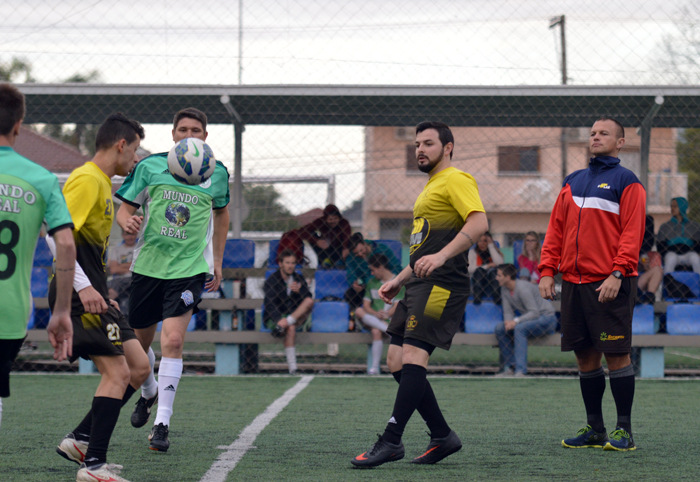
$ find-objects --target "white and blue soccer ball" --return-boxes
[167,138,216,185]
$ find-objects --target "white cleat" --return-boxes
[57,433,88,465]
[76,462,131,482]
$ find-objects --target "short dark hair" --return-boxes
[348,232,365,251]
[415,121,454,159]
[278,249,298,263]
[497,264,517,280]
[94,113,145,151]
[323,204,341,218]
[173,107,207,131]
[368,253,389,269]
[594,116,625,139]
[0,83,25,136]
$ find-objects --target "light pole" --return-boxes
[549,15,568,182]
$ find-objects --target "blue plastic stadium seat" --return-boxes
[666,304,700,335]
[222,239,255,268]
[632,304,656,335]
[512,240,523,271]
[31,267,49,297]
[314,269,348,300]
[268,240,280,268]
[465,302,503,334]
[663,271,700,301]
[310,301,349,333]
[376,240,402,265]
[33,237,53,267]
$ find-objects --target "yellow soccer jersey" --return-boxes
[409,167,485,287]
[57,162,114,314]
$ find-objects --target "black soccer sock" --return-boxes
[579,367,606,433]
[83,397,122,467]
[382,364,427,445]
[609,364,635,434]
[72,385,136,441]
[391,370,450,439]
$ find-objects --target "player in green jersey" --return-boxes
[0,83,75,429]
[116,108,230,452]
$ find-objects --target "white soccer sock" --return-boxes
[362,314,388,333]
[285,347,297,373]
[141,347,158,400]
[371,340,383,373]
[154,357,183,427]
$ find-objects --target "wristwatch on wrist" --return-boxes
[611,270,623,280]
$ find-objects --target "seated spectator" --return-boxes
[637,251,662,304]
[297,204,351,269]
[468,232,504,304]
[517,231,542,284]
[657,197,700,273]
[344,233,402,311]
[263,249,315,374]
[494,264,557,377]
[355,253,405,375]
[107,228,137,316]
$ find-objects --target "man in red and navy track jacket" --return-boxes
[539,117,646,453]
[539,155,647,284]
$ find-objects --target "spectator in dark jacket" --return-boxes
[263,250,314,374]
[657,197,700,274]
[297,204,351,269]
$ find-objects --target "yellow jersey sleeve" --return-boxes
[445,171,485,221]
[63,173,100,233]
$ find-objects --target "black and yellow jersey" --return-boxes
[409,167,485,288]
[56,162,114,314]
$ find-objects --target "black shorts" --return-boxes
[71,305,137,363]
[128,273,206,329]
[387,279,469,351]
[0,337,25,397]
[560,277,637,354]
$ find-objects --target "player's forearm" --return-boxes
[52,229,76,314]
[395,264,414,286]
[116,203,137,231]
[212,208,230,267]
[437,211,489,262]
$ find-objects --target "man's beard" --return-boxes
[417,151,443,173]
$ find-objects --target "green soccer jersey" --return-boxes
[115,153,230,279]
[364,277,405,313]
[0,147,73,339]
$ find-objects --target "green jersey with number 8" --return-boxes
[0,147,73,339]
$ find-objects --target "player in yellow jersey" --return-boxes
[51,113,149,482]
[352,121,489,468]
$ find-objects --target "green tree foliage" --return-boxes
[0,57,34,82]
[241,184,298,232]
[677,128,700,222]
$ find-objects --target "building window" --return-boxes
[498,146,540,174]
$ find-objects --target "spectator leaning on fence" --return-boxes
[494,264,556,377]
[656,197,700,274]
[345,232,402,311]
[263,249,314,374]
[355,253,405,375]
[517,231,542,283]
[0,83,75,430]
[539,116,646,452]
[297,203,351,269]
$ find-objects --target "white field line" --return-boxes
[199,375,314,482]
[667,350,700,361]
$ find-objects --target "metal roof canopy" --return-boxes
[17,84,700,127]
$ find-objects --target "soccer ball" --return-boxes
[167,138,216,185]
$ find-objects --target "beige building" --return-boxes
[363,126,682,244]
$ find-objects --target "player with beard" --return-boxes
[352,121,488,468]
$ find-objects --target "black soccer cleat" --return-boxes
[411,430,462,464]
[131,394,158,428]
[351,434,405,468]
[148,423,170,452]
[562,425,609,449]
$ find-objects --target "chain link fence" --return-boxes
[7,0,700,376]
